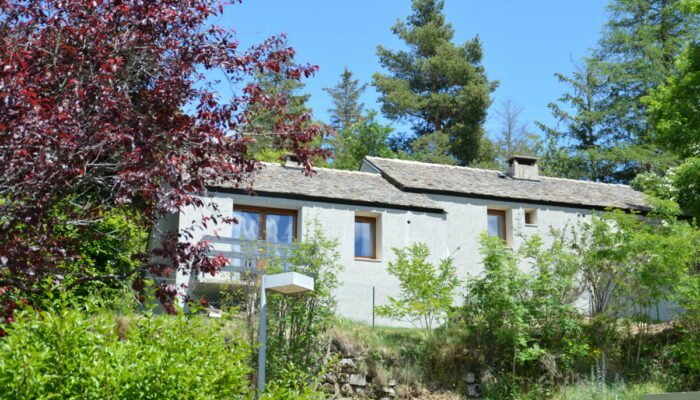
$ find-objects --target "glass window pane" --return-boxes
[355,221,374,258]
[265,214,294,243]
[488,213,504,239]
[233,211,260,240]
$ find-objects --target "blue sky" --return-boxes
[212,0,609,137]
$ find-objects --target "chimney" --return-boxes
[506,155,539,180]
[282,153,301,168]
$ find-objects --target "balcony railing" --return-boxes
[197,236,295,283]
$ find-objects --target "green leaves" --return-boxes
[646,43,700,159]
[329,110,396,170]
[375,242,460,334]
[0,309,254,400]
[263,220,342,383]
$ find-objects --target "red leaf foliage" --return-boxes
[0,0,330,320]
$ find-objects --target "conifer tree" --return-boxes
[323,68,367,131]
[247,48,312,134]
[593,0,699,145]
[245,40,315,161]
[537,62,618,182]
[372,0,497,165]
[541,0,697,182]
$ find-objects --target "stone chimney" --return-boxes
[283,153,301,168]
[506,155,539,180]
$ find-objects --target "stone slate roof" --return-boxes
[364,157,649,211]
[211,162,444,213]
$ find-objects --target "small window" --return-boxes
[524,209,538,226]
[487,209,507,242]
[355,216,376,259]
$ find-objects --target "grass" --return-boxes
[333,318,423,355]
[553,381,666,400]
[331,318,426,387]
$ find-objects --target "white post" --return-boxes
[255,272,313,396]
[257,275,267,395]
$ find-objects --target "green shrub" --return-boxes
[262,220,343,383]
[0,308,253,399]
[671,272,700,389]
[375,242,461,334]
[0,305,330,400]
[423,205,700,397]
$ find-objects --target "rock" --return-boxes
[466,383,482,398]
[354,387,366,396]
[381,386,396,396]
[348,373,367,386]
[340,383,353,396]
[338,358,357,370]
[321,383,335,394]
[387,379,397,387]
[325,372,337,384]
[464,372,476,384]
[338,372,349,383]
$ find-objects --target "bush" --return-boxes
[264,220,343,382]
[0,307,253,399]
[0,305,326,400]
[671,272,700,389]
[375,242,460,334]
[423,205,700,398]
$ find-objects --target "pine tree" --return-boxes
[593,0,699,144]
[537,61,618,182]
[372,0,497,165]
[323,68,367,131]
[541,0,698,183]
[248,68,311,134]
[245,40,315,161]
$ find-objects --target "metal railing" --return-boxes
[198,236,295,283]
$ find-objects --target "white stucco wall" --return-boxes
[169,188,621,326]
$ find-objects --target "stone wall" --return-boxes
[321,337,471,400]
[321,339,398,400]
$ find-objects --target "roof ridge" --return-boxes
[540,174,635,189]
[261,162,381,177]
[366,157,636,189]
[365,156,501,174]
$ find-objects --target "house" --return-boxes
[160,155,654,326]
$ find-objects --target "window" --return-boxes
[233,205,297,243]
[524,209,538,226]
[487,209,507,242]
[354,216,376,259]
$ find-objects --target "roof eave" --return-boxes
[207,186,446,214]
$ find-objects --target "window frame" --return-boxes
[487,209,507,242]
[354,216,377,260]
[233,205,298,242]
[524,209,538,226]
